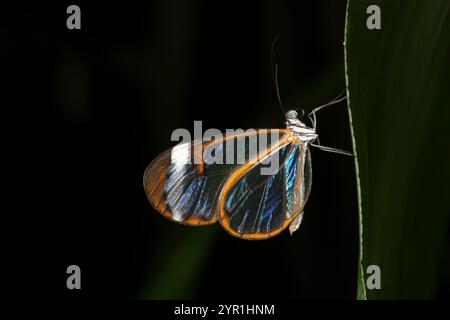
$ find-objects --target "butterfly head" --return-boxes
[285,109,299,120]
[285,109,307,128]
[285,109,318,142]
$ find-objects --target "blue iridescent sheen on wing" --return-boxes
[223,142,311,234]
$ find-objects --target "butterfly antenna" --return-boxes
[307,89,346,117]
[271,35,285,114]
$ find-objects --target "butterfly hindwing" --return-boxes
[218,138,312,239]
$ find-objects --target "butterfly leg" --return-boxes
[310,143,353,156]
[315,136,321,146]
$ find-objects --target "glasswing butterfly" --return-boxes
[143,39,352,240]
[143,95,351,240]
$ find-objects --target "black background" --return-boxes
[2,1,359,299]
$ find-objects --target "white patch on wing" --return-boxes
[289,211,304,235]
[172,209,184,222]
[170,143,191,170]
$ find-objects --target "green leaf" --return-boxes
[345,0,450,299]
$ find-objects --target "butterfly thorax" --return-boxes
[285,110,318,143]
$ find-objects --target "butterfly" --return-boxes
[143,37,351,240]
[142,92,351,240]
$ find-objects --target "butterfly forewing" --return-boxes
[143,129,290,226]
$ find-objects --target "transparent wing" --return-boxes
[143,129,290,225]
[218,140,312,239]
